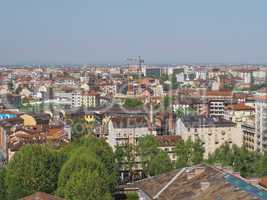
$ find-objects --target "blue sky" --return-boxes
[0,0,266,64]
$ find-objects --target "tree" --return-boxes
[163,96,172,110]
[5,145,65,200]
[175,138,204,168]
[127,192,139,200]
[62,170,112,200]
[70,117,92,140]
[138,135,159,176]
[175,140,192,168]
[175,107,196,118]
[77,136,118,190]
[123,98,143,109]
[0,169,6,200]
[150,150,173,176]
[57,151,112,199]
[207,144,264,177]
[115,144,136,182]
[57,136,118,196]
[192,139,205,165]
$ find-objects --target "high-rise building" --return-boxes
[255,96,267,152]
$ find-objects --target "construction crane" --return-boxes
[125,56,144,78]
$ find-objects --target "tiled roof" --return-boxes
[225,104,254,111]
[156,135,181,147]
[127,165,267,200]
[20,192,64,200]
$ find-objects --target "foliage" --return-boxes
[56,150,109,197]
[163,96,172,110]
[207,144,267,177]
[150,150,173,176]
[175,138,204,169]
[5,145,65,200]
[138,135,160,176]
[115,144,136,180]
[123,98,144,109]
[223,83,234,90]
[57,136,117,199]
[70,117,93,140]
[0,169,6,200]
[175,107,196,118]
[62,170,112,200]
[249,82,267,91]
[127,192,139,200]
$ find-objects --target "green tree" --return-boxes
[0,169,6,200]
[115,144,136,181]
[163,96,172,110]
[57,150,112,199]
[192,139,205,165]
[175,139,192,168]
[138,135,159,176]
[77,136,118,190]
[62,170,112,200]
[255,154,267,177]
[175,138,204,168]
[207,144,264,177]
[127,192,139,200]
[5,145,65,200]
[58,136,118,194]
[123,98,144,109]
[150,150,173,176]
[70,117,92,140]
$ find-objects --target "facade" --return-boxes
[71,91,99,108]
[242,119,256,151]
[176,116,241,158]
[224,104,254,123]
[208,100,225,117]
[255,96,267,152]
[156,135,181,162]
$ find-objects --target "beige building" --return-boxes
[176,116,241,158]
[241,117,256,151]
[224,104,254,123]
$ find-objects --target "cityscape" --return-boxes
[1,1,267,200]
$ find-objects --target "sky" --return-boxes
[0,0,267,64]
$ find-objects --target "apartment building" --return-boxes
[255,96,267,152]
[71,91,99,108]
[176,116,241,158]
[241,117,256,151]
[224,104,254,123]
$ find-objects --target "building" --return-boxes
[205,91,233,118]
[176,116,241,158]
[124,165,267,200]
[156,135,181,162]
[224,104,254,123]
[242,117,256,151]
[21,192,64,200]
[255,96,267,152]
[71,91,99,108]
[208,100,225,117]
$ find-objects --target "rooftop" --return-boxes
[126,165,267,200]
[20,192,64,200]
[181,116,236,128]
[225,104,254,111]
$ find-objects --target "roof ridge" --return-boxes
[153,167,186,199]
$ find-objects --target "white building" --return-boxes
[255,96,267,152]
[71,91,99,108]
